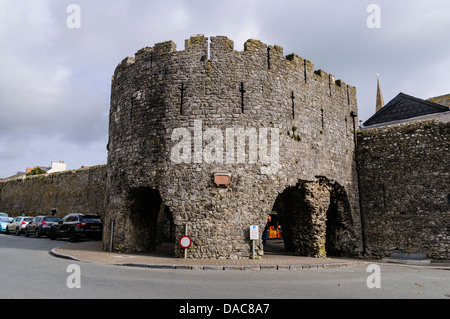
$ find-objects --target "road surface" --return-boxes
[1,233,448,302]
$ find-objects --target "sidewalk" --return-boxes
[50,240,450,271]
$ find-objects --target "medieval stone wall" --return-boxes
[0,165,106,218]
[357,119,449,259]
[105,35,362,259]
[2,35,446,261]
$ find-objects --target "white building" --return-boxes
[47,161,67,174]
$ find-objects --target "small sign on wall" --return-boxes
[214,172,231,187]
[249,225,259,240]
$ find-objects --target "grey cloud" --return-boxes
[1,0,449,177]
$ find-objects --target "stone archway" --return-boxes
[270,177,353,258]
[325,183,353,257]
[126,187,174,252]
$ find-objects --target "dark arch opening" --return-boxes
[265,178,351,258]
[127,187,175,253]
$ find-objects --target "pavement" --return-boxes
[50,240,450,271]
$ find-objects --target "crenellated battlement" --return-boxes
[105,34,361,259]
[109,35,358,170]
[112,35,356,102]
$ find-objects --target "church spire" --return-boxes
[376,73,385,112]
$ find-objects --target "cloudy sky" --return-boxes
[0,0,449,178]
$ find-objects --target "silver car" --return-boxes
[6,216,34,235]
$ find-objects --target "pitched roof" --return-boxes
[363,92,450,127]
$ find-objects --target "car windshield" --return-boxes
[81,215,102,223]
[23,218,34,222]
[0,217,12,222]
[43,217,61,222]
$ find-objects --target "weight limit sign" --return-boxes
[179,236,192,249]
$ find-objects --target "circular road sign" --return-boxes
[179,236,192,249]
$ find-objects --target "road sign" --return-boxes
[250,225,259,240]
[179,236,192,249]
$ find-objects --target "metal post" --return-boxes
[252,239,255,260]
[184,223,188,259]
[110,221,114,252]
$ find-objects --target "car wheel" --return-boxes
[15,227,20,236]
[35,228,40,238]
[5,227,9,235]
[25,229,30,237]
[50,229,56,240]
[68,228,78,242]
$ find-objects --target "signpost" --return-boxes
[250,225,259,259]
[179,235,191,259]
[180,223,191,259]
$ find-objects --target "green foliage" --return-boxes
[26,167,47,176]
[287,126,301,142]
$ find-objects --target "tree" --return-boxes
[26,167,47,176]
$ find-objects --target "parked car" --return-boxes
[49,213,102,242]
[5,216,34,235]
[25,216,61,238]
[0,212,8,217]
[0,217,13,232]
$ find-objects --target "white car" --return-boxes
[6,216,34,235]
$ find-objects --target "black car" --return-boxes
[49,213,103,242]
[25,216,61,237]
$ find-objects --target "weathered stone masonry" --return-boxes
[0,165,106,217]
[103,35,363,259]
[1,36,448,260]
[357,119,449,260]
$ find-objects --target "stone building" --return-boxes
[102,35,363,259]
[2,35,446,260]
[357,114,449,260]
[358,90,449,260]
[364,92,450,127]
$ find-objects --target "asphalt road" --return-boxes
[1,233,449,302]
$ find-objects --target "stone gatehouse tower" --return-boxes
[103,35,363,259]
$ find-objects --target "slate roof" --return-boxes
[363,92,450,127]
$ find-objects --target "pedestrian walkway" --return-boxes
[50,240,450,271]
[50,240,368,271]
